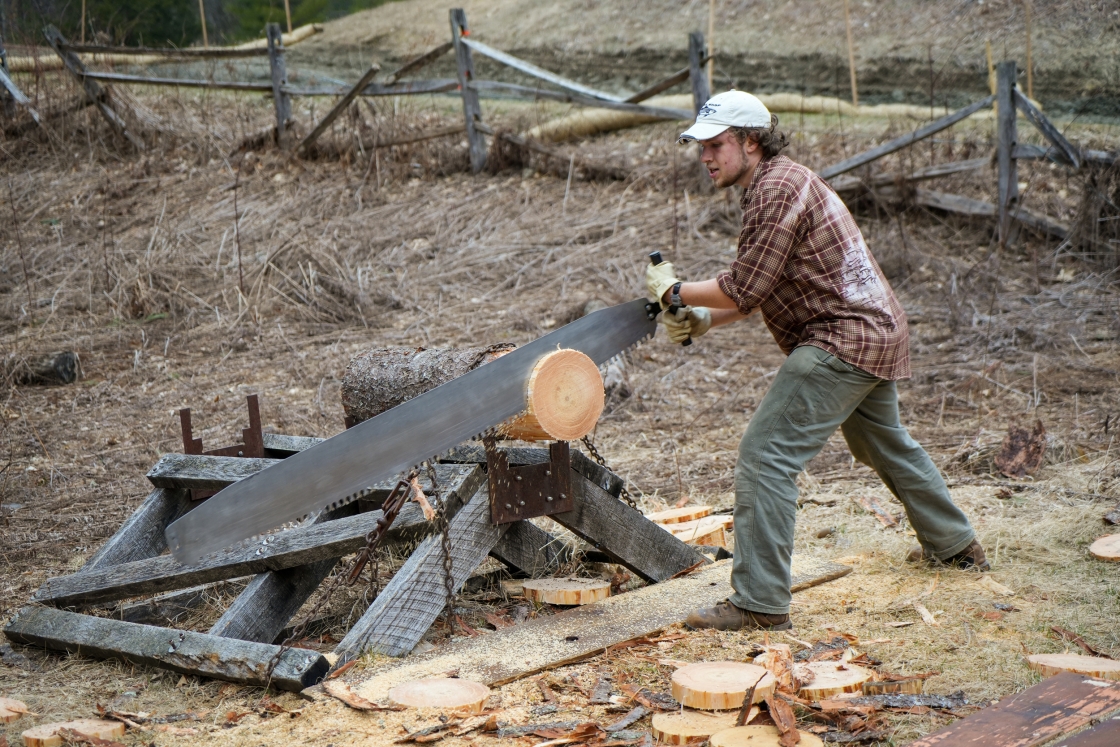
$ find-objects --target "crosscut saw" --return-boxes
[165,298,658,565]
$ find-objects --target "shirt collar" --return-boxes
[741,156,779,205]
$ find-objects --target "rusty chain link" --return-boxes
[580,434,637,509]
[425,459,457,633]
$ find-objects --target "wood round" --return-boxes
[388,678,490,713]
[501,349,604,441]
[1089,534,1120,561]
[1026,653,1120,681]
[797,662,873,701]
[647,506,713,525]
[522,578,611,606]
[652,710,750,744]
[709,725,825,747]
[0,697,30,724]
[22,719,125,747]
[670,662,776,710]
[862,678,923,695]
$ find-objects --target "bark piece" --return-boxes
[499,349,604,441]
[798,662,873,701]
[709,726,824,747]
[994,420,1047,478]
[1089,534,1120,562]
[1026,654,1120,680]
[0,697,32,723]
[21,719,124,747]
[4,351,81,385]
[646,506,713,525]
[522,578,610,606]
[652,710,744,744]
[670,662,777,710]
[388,678,489,713]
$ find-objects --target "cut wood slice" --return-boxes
[500,349,604,441]
[862,678,924,695]
[673,526,727,548]
[652,709,755,744]
[1089,534,1120,562]
[388,678,490,713]
[671,662,776,710]
[798,662,873,701]
[522,578,611,606]
[709,725,825,747]
[22,719,125,747]
[0,697,31,723]
[647,506,713,525]
[1026,653,1120,681]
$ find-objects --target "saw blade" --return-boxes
[165,298,656,564]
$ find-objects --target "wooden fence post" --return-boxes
[0,26,14,118]
[266,23,291,146]
[688,31,710,115]
[996,60,1019,248]
[450,8,486,173]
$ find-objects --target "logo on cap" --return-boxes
[698,102,720,117]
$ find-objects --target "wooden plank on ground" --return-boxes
[490,520,567,577]
[3,606,327,692]
[32,465,483,607]
[912,189,1068,237]
[905,671,1120,747]
[1058,714,1120,747]
[82,488,192,570]
[335,485,506,662]
[347,556,849,697]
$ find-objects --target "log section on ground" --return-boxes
[862,678,923,695]
[522,578,611,606]
[670,662,776,710]
[1026,654,1120,681]
[3,351,81,385]
[387,678,490,712]
[0,697,30,723]
[1089,534,1120,561]
[4,607,328,691]
[906,671,1120,747]
[647,506,713,525]
[349,557,849,699]
[797,662,873,701]
[22,719,124,747]
[652,710,749,744]
[498,349,604,441]
[709,726,825,747]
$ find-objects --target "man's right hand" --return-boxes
[646,261,681,309]
[661,306,712,344]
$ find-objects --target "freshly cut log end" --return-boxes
[388,677,490,713]
[22,719,125,747]
[500,349,604,442]
[522,578,610,606]
[709,725,825,747]
[1026,653,1120,681]
[652,709,752,744]
[862,678,923,695]
[647,506,713,525]
[797,661,873,701]
[0,697,31,723]
[671,662,776,710]
[1089,534,1120,562]
[664,516,733,547]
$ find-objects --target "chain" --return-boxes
[425,460,456,633]
[580,434,637,509]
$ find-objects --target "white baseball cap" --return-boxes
[678,90,772,143]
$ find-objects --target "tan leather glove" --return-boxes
[646,260,681,310]
[661,306,712,344]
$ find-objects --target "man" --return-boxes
[646,90,986,632]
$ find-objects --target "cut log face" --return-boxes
[522,578,611,606]
[670,662,776,710]
[797,662,873,701]
[0,697,31,723]
[652,710,750,744]
[862,678,923,695]
[388,677,490,713]
[709,725,825,747]
[1027,653,1120,681]
[500,349,604,441]
[22,719,125,747]
[1089,534,1120,561]
[647,506,713,525]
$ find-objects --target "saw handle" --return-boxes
[648,252,692,347]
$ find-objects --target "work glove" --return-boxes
[646,260,681,310]
[661,306,712,344]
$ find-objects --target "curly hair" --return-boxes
[727,115,790,158]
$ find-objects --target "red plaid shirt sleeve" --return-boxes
[716,184,802,313]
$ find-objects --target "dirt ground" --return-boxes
[3,55,1120,746]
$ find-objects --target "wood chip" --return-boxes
[977,576,1015,596]
[322,680,402,711]
[913,603,939,627]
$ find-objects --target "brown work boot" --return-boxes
[685,600,792,631]
[906,539,990,572]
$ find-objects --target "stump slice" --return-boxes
[1089,534,1120,562]
[388,678,490,713]
[647,506,713,525]
[709,725,825,747]
[798,661,873,701]
[671,662,776,710]
[22,719,124,747]
[1027,653,1120,681]
[501,349,604,441]
[0,697,31,723]
[522,578,611,606]
[862,678,923,695]
[652,709,752,744]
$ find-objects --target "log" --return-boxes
[22,719,124,747]
[489,520,568,576]
[709,726,825,747]
[652,710,745,744]
[798,662,873,701]
[0,697,31,723]
[522,578,610,606]
[1027,654,1120,681]
[670,662,776,710]
[647,506,713,525]
[388,678,490,712]
[500,349,604,441]
[1058,717,1120,747]
[4,351,81,385]
[1089,535,1120,562]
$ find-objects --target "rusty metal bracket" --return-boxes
[485,436,573,525]
[179,394,265,499]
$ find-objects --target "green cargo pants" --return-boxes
[730,344,975,615]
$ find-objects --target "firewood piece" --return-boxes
[652,710,746,744]
[862,678,923,695]
[499,349,604,441]
[671,525,726,548]
[4,351,81,385]
[1089,534,1120,562]
[670,662,776,710]
[388,678,490,713]
[709,726,824,747]
[522,578,611,606]
[797,662,873,701]
[21,719,124,747]
[1026,654,1120,680]
[0,697,32,723]
[647,506,713,525]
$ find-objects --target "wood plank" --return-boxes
[996,60,1019,247]
[1014,143,1117,167]
[818,95,994,180]
[78,71,274,91]
[82,488,192,570]
[32,465,484,607]
[266,23,291,145]
[58,42,267,58]
[348,556,850,697]
[385,41,453,85]
[490,520,567,577]
[335,484,506,661]
[469,80,691,121]
[830,157,989,193]
[688,32,711,115]
[624,67,690,104]
[262,433,323,457]
[450,9,487,173]
[460,37,622,103]
[146,454,280,490]
[443,444,624,497]
[1056,714,1120,747]
[905,671,1120,747]
[3,606,327,691]
[298,63,381,154]
[1014,89,1080,169]
[0,66,40,124]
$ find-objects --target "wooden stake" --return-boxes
[80,0,86,44]
[499,349,605,442]
[1024,0,1033,100]
[707,0,715,92]
[985,40,996,96]
[284,0,293,34]
[22,720,124,747]
[388,678,490,712]
[671,662,776,710]
[843,0,858,106]
[710,726,825,747]
[1026,653,1120,680]
[522,578,610,606]
[197,0,208,48]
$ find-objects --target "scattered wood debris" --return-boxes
[1050,626,1113,659]
[322,680,405,711]
[852,495,900,529]
[994,419,1047,478]
[0,698,33,723]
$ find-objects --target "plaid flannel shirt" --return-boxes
[716,155,910,380]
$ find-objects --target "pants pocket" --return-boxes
[783,362,841,427]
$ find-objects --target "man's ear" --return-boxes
[742,136,760,155]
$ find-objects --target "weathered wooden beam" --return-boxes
[460,37,622,103]
[335,484,505,661]
[1014,88,1079,170]
[830,157,989,193]
[450,9,487,173]
[385,41,453,85]
[688,32,711,115]
[818,94,994,180]
[490,519,568,577]
[442,444,624,497]
[80,71,273,91]
[262,433,323,457]
[266,23,291,145]
[33,465,484,607]
[4,606,327,691]
[59,42,267,58]
[297,63,381,154]
[1013,143,1117,166]
[83,488,192,570]
[0,66,39,124]
[470,81,691,121]
[996,60,1019,247]
[906,188,1068,238]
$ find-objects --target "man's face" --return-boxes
[697,130,758,189]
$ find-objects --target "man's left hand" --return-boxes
[646,261,681,309]
[661,306,712,344]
